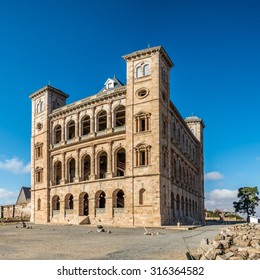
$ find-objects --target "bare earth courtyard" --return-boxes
[0,223,228,260]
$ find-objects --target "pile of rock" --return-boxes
[192,223,260,260]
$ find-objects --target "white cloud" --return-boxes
[205,188,260,217]
[205,189,238,211]
[0,188,18,205]
[0,157,31,174]
[205,171,224,180]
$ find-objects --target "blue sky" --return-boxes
[0,0,260,215]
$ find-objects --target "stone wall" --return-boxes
[0,203,31,220]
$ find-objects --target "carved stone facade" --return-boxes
[29,46,205,226]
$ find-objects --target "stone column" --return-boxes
[74,148,79,183]
[107,103,113,133]
[90,145,95,180]
[75,112,80,141]
[61,118,65,145]
[90,107,96,137]
[61,152,66,184]
[107,141,113,178]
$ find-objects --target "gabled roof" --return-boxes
[98,76,125,94]
[16,187,31,205]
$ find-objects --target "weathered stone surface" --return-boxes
[223,251,234,260]
[194,223,260,260]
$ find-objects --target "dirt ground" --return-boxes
[0,222,232,260]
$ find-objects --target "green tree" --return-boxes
[233,187,260,222]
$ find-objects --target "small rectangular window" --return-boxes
[35,145,43,159]
[36,170,43,183]
[140,118,146,132]
[140,150,146,166]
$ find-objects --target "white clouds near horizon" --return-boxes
[205,188,238,211]
[205,188,260,217]
[0,188,19,205]
[205,171,224,180]
[0,157,31,174]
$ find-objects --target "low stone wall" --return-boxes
[193,223,260,260]
[0,203,31,220]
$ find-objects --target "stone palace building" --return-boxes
[29,46,205,226]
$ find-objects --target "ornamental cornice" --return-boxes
[170,101,200,144]
[29,85,69,100]
[49,87,126,120]
[122,46,174,68]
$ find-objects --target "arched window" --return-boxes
[144,64,149,76]
[65,194,74,209]
[114,105,125,127]
[136,64,150,78]
[136,66,142,78]
[171,192,175,218]
[79,192,89,216]
[176,194,180,213]
[54,161,62,185]
[185,198,189,216]
[181,196,184,213]
[99,191,106,208]
[115,190,124,208]
[54,125,62,144]
[99,152,107,179]
[68,158,76,183]
[139,188,146,205]
[37,198,41,211]
[116,148,126,177]
[82,115,90,136]
[67,120,75,140]
[36,100,43,113]
[97,110,107,131]
[52,195,60,211]
[82,155,91,181]
[189,199,192,216]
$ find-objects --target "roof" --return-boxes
[29,85,69,100]
[98,76,125,94]
[185,116,205,128]
[16,187,31,205]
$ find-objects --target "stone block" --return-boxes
[223,251,234,260]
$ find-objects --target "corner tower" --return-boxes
[123,46,174,226]
[29,86,68,223]
[185,116,205,222]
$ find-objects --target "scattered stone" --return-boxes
[97,225,105,233]
[191,223,260,260]
[144,227,152,235]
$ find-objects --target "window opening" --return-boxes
[54,125,62,144]
[116,190,124,208]
[98,111,107,131]
[82,116,90,135]
[99,191,106,208]
[115,106,125,127]
[54,161,62,185]
[68,158,76,183]
[83,155,91,181]
[68,121,75,140]
[116,148,126,177]
[99,152,107,179]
